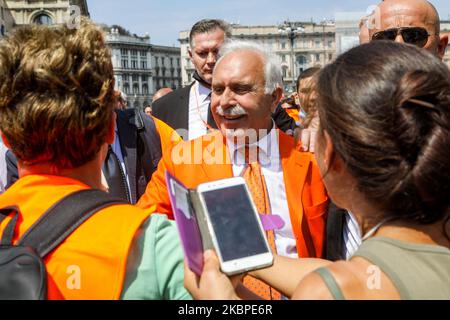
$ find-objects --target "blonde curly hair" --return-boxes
[0,18,115,169]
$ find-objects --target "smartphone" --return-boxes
[197,177,274,276]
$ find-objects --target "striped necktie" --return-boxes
[241,158,281,300]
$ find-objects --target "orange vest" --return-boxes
[152,116,182,154]
[0,175,150,300]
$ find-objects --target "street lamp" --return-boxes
[278,22,305,90]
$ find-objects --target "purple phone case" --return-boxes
[165,171,204,276]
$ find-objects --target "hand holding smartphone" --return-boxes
[167,173,273,276]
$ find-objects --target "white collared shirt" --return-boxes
[343,211,362,260]
[188,81,211,141]
[226,128,298,258]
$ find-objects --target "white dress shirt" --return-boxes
[343,211,362,260]
[188,81,211,141]
[226,127,298,258]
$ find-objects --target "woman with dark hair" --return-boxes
[184,41,450,300]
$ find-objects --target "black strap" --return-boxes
[0,207,19,246]
[135,109,162,180]
[103,145,131,202]
[17,189,127,257]
[206,94,218,130]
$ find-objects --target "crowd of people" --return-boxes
[0,0,449,300]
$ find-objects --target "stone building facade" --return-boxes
[106,28,182,109]
[3,0,89,26]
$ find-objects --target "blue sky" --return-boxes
[87,0,450,46]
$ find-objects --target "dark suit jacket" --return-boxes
[5,109,161,205]
[324,202,347,261]
[152,82,297,141]
[114,108,161,203]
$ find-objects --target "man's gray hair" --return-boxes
[216,40,283,94]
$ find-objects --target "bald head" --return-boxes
[379,0,440,32]
[152,87,173,102]
[370,0,448,58]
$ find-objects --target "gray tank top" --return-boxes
[315,237,450,300]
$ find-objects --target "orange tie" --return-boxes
[242,160,282,300]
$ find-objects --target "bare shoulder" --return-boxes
[292,259,400,300]
[291,261,360,300]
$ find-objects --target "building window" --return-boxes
[121,59,129,69]
[140,51,147,69]
[142,84,148,95]
[297,55,307,66]
[316,54,321,62]
[131,50,138,69]
[155,57,159,66]
[282,66,288,78]
[281,42,286,49]
[177,58,180,67]
[170,58,173,67]
[133,84,139,94]
[1,25,4,36]
[281,55,286,62]
[33,13,53,25]
[123,83,130,94]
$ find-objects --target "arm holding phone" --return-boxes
[184,250,332,300]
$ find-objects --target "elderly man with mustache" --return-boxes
[137,40,328,300]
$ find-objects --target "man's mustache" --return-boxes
[215,105,248,117]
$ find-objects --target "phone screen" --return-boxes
[202,184,269,262]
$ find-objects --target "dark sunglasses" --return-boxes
[371,27,435,48]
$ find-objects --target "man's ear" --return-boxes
[105,111,116,145]
[0,132,11,149]
[270,87,283,113]
[188,47,193,60]
[437,34,449,60]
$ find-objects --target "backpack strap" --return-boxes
[134,109,162,179]
[17,189,127,257]
[0,207,19,246]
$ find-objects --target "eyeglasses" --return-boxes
[371,27,435,48]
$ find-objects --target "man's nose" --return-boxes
[219,88,236,109]
[206,51,216,64]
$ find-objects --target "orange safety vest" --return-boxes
[0,175,150,300]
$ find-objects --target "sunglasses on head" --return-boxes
[371,27,434,48]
